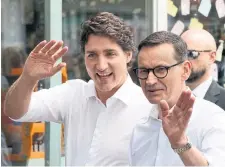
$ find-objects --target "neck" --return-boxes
[187,72,211,90]
[97,89,117,105]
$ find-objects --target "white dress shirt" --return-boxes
[130,98,225,166]
[192,77,213,98]
[13,76,152,166]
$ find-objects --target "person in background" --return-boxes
[181,29,225,111]
[4,12,151,166]
[130,31,225,166]
[1,46,26,156]
[1,76,12,166]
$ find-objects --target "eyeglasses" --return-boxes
[133,61,184,80]
[187,50,212,59]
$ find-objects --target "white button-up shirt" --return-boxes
[14,76,152,166]
[130,98,225,166]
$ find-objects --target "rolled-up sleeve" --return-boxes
[10,80,80,123]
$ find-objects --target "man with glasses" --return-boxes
[181,29,225,111]
[129,31,225,166]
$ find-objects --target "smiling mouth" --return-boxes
[97,73,112,78]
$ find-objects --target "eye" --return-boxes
[138,68,148,74]
[87,53,96,58]
[106,52,116,57]
[154,67,167,74]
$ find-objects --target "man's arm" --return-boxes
[4,75,37,119]
[4,40,68,120]
[160,90,208,166]
[178,146,208,166]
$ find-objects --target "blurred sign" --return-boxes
[168,0,178,17]
[189,18,203,29]
[171,20,185,35]
[181,0,190,15]
[216,40,224,62]
[216,0,225,18]
[198,0,211,17]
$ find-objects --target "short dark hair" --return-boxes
[138,31,188,62]
[80,12,135,53]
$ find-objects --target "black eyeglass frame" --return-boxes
[187,50,212,59]
[133,61,184,80]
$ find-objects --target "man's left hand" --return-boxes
[159,89,195,148]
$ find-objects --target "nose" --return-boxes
[96,56,108,71]
[146,71,158,85]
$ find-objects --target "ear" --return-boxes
[209,51,216,64]
[182,60,192,81]
[126,51,133,63]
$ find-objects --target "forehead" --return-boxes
[182,35,206,50]
[85,35,122,52]
[138,43,177,67]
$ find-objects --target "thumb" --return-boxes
[160,100,169,117]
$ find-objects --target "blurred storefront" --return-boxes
[1,0,224,166]
[168,0,225,86]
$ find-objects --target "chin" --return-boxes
[96,84,115,92]
[145,95,161,104]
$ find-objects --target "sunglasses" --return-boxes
[187,50,212,59]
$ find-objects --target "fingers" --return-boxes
[32,40,47,53]
[46,41,64,56]
[176,89,192,110]
[51,62,66,76]
[40,40,57,53]
[31,40,68,61]
[181,108,193,127]
[183,95,195,112]
[51,46,68,61]
[174,91,195,120]
[160,100,169,117]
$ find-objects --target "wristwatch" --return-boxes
[172,142,192,154]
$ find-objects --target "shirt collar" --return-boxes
[149,104,160,119]
[111,75,133,105]
[192,77,213,98]
[85,75,134,105]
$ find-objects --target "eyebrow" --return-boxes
[85,49,117,54]
[138,64,170,69]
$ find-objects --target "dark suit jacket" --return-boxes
[204,80,225,111]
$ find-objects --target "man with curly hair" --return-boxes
[4,12,151,166]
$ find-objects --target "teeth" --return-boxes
[98,73,111,77]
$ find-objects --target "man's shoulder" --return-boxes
[65,79,88,86]
[210,80,225,93]
[194,98,225,117]
[35,79,89,97]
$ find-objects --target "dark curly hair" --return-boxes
[138,31,188,62]
[80,12,136,54]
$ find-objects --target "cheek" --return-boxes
[139,80,145,87]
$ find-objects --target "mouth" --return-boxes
[147,89,163,93]
[96,72,113,79]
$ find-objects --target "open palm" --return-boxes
[22,40,68,81]
[159,89,195,148]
